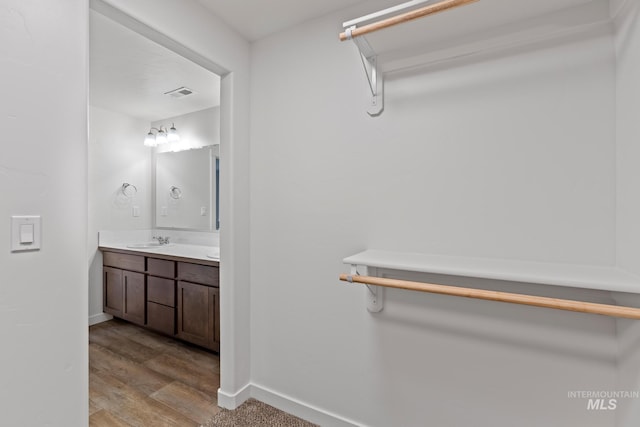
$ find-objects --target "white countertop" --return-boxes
[100,242,219,263]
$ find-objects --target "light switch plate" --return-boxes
[11,215,41,252]
[20,224,34,243]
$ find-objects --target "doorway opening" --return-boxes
[88,4,225,424]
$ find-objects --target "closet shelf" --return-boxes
[341,0,610,74]
[343,250,640,295]
[339,0,611,115]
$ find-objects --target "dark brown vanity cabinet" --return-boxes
[177,262,220,352]
[101,249,219,352]
[102,252,145,326]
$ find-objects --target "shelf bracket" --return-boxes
[345,27,384,117]
[351,264,384,312]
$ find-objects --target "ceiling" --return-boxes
[90,11,220,122]
[196,0,369,41]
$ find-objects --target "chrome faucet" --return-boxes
[153,236,170,245]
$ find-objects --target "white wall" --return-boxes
[615,0,640,276]
[249,5,618,426]
[616,301,640,427]
[88,106,152,323]
[613,0,640,425]
[0,1,88,425]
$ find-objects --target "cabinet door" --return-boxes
[122,270,146,326]
[103,267,123,317]
[177,281,215,350]
[212,287,220,349]
[147,302,175,335]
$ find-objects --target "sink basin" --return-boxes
[126,242,174,249]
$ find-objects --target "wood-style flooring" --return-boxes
[89,318,221,426]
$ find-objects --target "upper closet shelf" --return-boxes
[343,250,640,295]
[340,0,479,116]
[339,0,612,115]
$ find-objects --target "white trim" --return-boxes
[217,383,251,409]
[250,383,363,427]
[90,0,228,76]
[88,313,113,326]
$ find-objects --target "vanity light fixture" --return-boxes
[156,128,168,145]
[167,123,180,142]
[144,123,180,147]
[144,131,156,147]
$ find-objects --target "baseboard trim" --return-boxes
[217,383,251,409]
[88,313,113,326]
[250,383,361,427]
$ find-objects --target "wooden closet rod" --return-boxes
[338,274,640,319]
[339,0,479,41]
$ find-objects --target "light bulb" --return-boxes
[156,129,168,145]
[144,131,157,147]
[167,123,180,142]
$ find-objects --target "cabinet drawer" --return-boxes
[177,262,219,287]
[148,276,175,307]
[103,252,145,272]
[147,302,175,335]
[147,258,175,278]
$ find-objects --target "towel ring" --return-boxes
[169,186,182,199]
[121,183,137,197]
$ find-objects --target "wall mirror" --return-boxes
[154,145,219,231]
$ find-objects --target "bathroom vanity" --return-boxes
[96,143,220,351]
[100,246,220,352]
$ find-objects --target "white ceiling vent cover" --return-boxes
[164,87,194,98]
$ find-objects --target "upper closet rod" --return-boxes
[339,0,479,41]
[339,274,640,320]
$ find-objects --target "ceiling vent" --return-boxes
[164,87,194,98]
